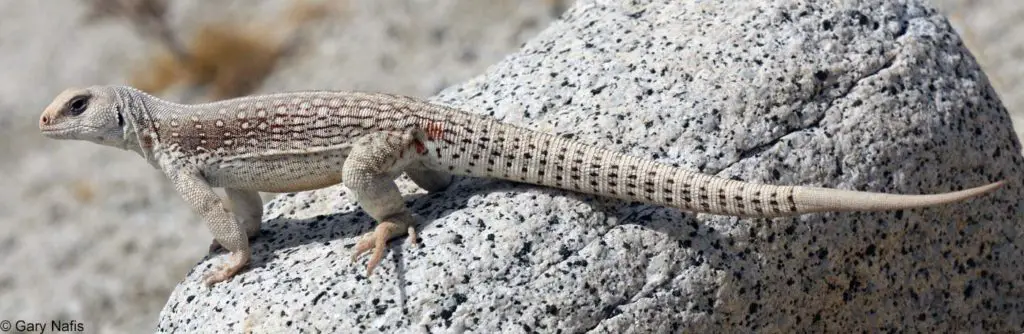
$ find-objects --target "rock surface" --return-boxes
[157,0,1023,332]
[931,0,1024,148]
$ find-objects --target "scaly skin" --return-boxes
[38,85,1004,285]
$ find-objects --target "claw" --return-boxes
[350,221,417,276]
[407,226,418,247]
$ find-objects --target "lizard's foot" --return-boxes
[350,221,418,276]
[203,251,249,286]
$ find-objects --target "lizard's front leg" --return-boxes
[170,170,251,286]
[343,131,424,276]
[209,188,264,252]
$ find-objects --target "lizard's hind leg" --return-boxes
[405,164,453,192]
[225,188,264,237]
[343,131,424,276]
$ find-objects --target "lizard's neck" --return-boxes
[114,86,169,162]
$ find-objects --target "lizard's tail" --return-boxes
[791,181,1004,215]
[426,115,1004,218]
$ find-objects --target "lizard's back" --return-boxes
[153,91,436,192]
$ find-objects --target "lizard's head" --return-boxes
[39,86,128,147]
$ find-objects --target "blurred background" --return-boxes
[0,0,1019,332]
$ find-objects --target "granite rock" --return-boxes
[158,0,1023,332]
[930,0,1024,150]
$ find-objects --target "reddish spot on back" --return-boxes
[413,139,427,155]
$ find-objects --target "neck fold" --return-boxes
[113,86,160,161]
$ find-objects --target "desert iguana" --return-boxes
[38,86,1003,286]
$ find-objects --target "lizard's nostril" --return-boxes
[40,115,48,125]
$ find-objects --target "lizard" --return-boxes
[38,85,1004,286]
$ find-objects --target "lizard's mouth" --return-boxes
[40,125,101,139]
[40,128,71,139]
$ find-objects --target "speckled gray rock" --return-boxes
[158,0,1023,332]
[930,0,1024,150]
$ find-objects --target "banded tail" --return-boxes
[420,111,1003,217]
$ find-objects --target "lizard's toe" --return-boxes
[350,221,416,276]
[202,251,249,287]
[406,225,418,247]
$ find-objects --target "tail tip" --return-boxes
[969,179,1006,197]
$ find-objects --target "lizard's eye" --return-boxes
[67,95,90,116]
